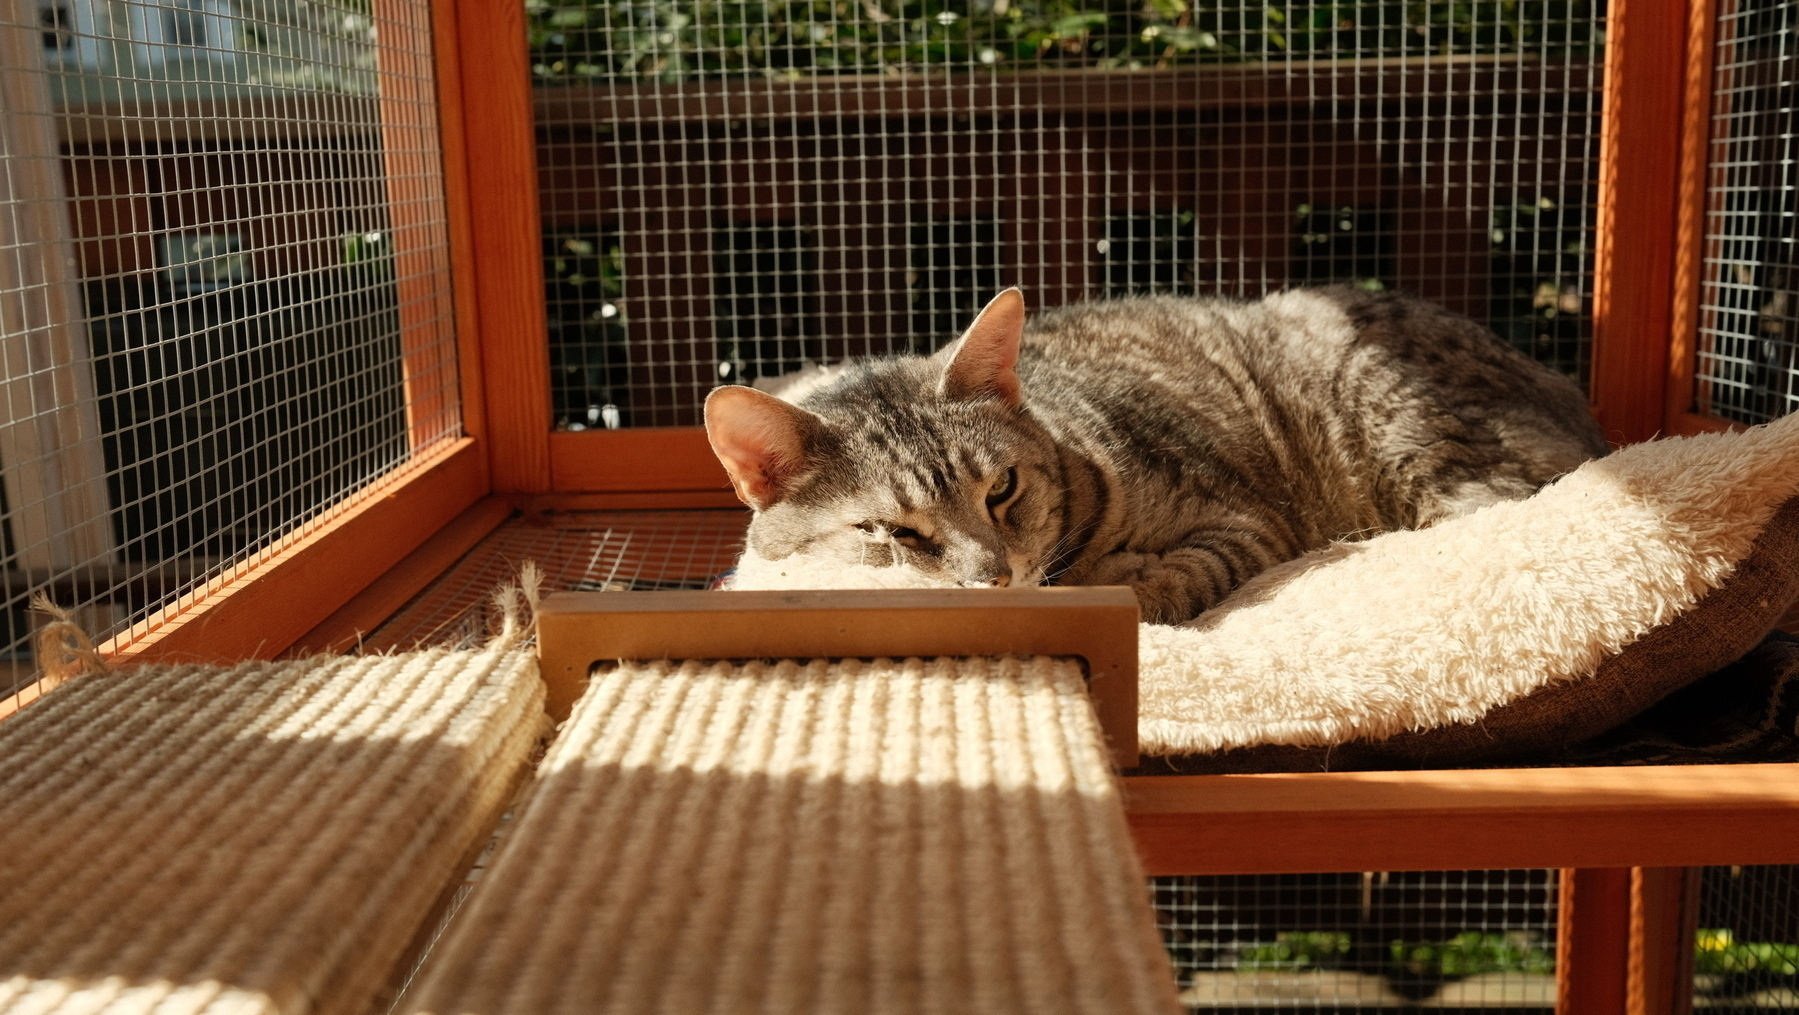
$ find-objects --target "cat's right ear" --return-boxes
[939,287,1025,407]
[704,385,822,510]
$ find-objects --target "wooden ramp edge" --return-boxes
[535,586,1141,768]
[0,646,546,1015]
[399,653,1182,1015]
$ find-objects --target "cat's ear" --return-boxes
[939,287,1025,407]
[704,385,823,510]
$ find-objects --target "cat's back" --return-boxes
[1013,286,1605,526]
[1018,287,1594,433]
[1016,288,1368,394]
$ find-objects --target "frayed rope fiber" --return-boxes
[399,655,1183,1015]
[29,593,108,688]
[0,635,546,1015]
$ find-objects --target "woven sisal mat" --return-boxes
[0,645,546,1015]
[400,654,1182,1015]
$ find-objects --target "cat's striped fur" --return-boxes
[705,286,1608,624]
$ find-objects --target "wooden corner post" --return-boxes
[1589,0,1696,445]
[438,0,552,493]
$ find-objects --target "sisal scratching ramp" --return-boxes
[401,654,1181,1015]
[0,644,546,1015]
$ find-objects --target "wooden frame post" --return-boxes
[1666,0,1729,436]
[1589,0,1694,445]
[440,0,552,494]
[374,0,461,451]
[1629,867,1701,1015]
[1558,868,1633,1015]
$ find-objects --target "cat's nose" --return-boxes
[960,573,1011,588]
[988,574,1010,587]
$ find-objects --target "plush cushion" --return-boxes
[1135,413,1799,772]
[1135,499,1799,773]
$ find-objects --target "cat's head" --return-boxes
[705,288,1067,589]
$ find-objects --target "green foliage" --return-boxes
[1695,929,1799,978]
[1235,931,1354,969]
[1225,929,1558,980]
[526,0,1603,83]
[1387,931,1556,978]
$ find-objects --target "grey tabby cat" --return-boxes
[704,286,1607,624]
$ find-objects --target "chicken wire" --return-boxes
[1694,0,1799,425]
[0,0,460,700]
[1157,869,1559,1012]
[356,509,747,652]
[1696,865,1799,1011]
[529,0,1604,430]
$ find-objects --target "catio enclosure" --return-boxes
[1,0,1799,1012]
[532,0,1606,428]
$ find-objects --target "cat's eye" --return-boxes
[855,520,929,550]
[985,466,1019,509]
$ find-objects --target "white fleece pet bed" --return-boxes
[730,412,1799,768]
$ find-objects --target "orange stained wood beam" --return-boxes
[1123,763,1799,875]
[375,0,460,451]
[1558,868,1633,1015]
[1665,0,1730,439]
[442,0,551,493]
[548,428,730,493]
[1552,866,1701,1015]
[1629,866,1701,1015]
[1589,0,1692,445]
[429,0,489,448]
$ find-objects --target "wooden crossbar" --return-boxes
[536,586,1142,767]
[1124,763,1799,875]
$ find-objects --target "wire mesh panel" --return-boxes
[529,0,1604,429]
[1156,869,1559,1012]
[1696,866,1799,1011]
[1694,0,1799,425]
[0,0,460,698]
[359,509,747,652]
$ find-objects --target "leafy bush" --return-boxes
[1387,931,1556,978]
[526,0,1603,83]
[1235,931,1354,969]
[1696,929,1799,977]
[1226,929,1557,979]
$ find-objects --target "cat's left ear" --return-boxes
[939,287,1025,408]
[704,384,823,510]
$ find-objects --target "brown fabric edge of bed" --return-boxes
[1134,497,1799,775]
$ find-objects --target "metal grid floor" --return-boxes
[360,509,747,653]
